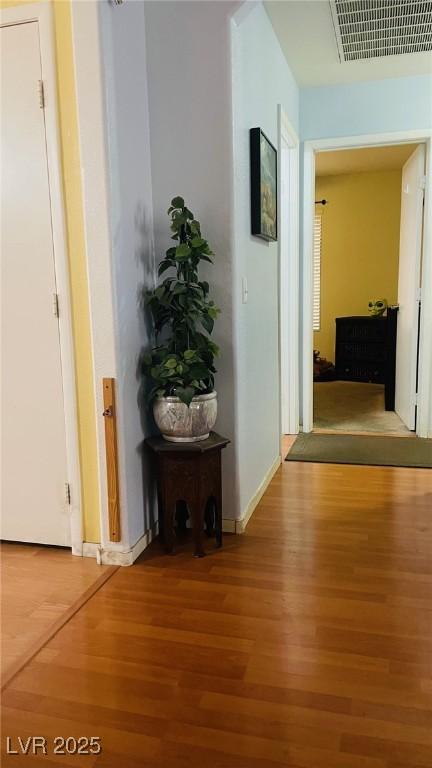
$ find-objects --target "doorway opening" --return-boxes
[312,143,424,437]
[296,131,432,446]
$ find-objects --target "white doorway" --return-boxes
[1,7,81,547]
[395,145,426,431]
[311,143,423,435]
[301,132,432,439]
[278,106,300,438]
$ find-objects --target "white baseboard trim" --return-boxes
[82,454,281,560]
[222,518,236,534]
[234,454,282,534]
[82,522,159,566]
[81,542,101,561]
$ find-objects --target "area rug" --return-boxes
[286,432,432,469]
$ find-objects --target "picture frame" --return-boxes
[250,127,278,242]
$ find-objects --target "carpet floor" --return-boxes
[286,432,432,468]
[313,381,410,433]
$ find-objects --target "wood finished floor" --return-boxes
[0,542,114,686]
[2,457,432,767]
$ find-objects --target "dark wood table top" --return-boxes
[145,432,230,454]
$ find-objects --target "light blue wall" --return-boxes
[145,1,241,519]
[99,1,157,547]
[301,74,432,140]
[232,3,299,515]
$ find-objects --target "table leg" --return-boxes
[190,498,205,558]
[215,488,223,548]
[163,491,176,554]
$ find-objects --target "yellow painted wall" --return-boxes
[314,170,401,363]
[1,0,100,542]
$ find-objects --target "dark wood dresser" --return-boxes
[335,308,398,411]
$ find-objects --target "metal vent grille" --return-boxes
[330,1,432,61]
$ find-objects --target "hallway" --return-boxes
[2,458,432,767]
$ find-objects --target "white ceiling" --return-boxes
[315,143,419,176]
[265,1,432,87]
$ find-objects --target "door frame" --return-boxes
[1,3,83,552]
[302,129,432,438]
[278,105,300,436]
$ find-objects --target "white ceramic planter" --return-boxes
[153,391,217,442]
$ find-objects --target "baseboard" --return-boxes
[81,454,280,559]
[82,522,159,566]
[235,454,282,534]
[222,518,236,533]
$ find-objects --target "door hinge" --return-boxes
[53,293,59,318]
[419,175,426,191]
[416,287,422,302]
[38,80,45,109]
[65,483,71,505]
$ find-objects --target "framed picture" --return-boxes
[250,127,278,241]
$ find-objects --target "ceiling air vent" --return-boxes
[330,0,432,61]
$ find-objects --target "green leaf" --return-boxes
[165,357,177,369]
[183,349,196,361]
[201,314,214,334]
[175,386,195,407]
[158,260,173,276]
[191,237,205,249]
[171,196,184,209]
[175,244,191,259]
[171,211,187,223]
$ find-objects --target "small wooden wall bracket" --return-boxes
[102,378,121,542]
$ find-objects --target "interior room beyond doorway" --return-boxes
[312,143,421,436]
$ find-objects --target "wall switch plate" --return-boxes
[242,277,248,304]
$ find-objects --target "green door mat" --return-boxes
[286,433,432,469]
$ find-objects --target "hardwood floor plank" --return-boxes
[200,690,432,746]
[0,543,116,687]
[341,731,432,766]
[2,458,432,766]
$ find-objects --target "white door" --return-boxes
[395,145,426,431]
[1,22,70,545]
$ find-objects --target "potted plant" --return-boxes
[141,197,220,442]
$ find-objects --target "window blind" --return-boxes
[313,214,322,332]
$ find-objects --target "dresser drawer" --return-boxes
[336,317,387,343]
[336,362,385,383]
[336,340,386,363]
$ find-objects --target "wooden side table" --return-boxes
[145,432,230,557]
